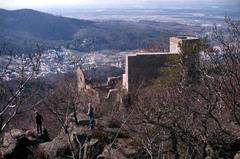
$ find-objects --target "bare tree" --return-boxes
[124,18,240,159]
[0,45,42,133]
[43,73,97,159]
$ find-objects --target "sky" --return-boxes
[0,0,239,9]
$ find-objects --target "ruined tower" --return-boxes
[76,67,86,92]
[170,36,200,53]
[122,36,200,92]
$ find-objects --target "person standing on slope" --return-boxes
[87,103,94,130]
[35,111,44,135]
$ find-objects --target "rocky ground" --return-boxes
[1,112,240,159]
[0,113,139,159]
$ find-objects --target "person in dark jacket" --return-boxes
[87,103,94,130]
[35,111,43,135]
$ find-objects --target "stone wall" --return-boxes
[123,53,178,91]
[123,36,200,92]
[170,36,200,53]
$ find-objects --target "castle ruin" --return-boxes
[123,36,200,92]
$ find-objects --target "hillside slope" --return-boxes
[0,9,93,40]
[0,9,196,54]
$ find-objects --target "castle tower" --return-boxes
[76,67,86,92]
[170,36,199,53]
[123,36,200,92]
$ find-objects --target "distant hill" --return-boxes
[0,9,197,54]
[0,9,93,40]
[0,9,95,53]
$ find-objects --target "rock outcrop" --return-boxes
[0,129,51,159]
[235,151,240,159]
[1,116,239,159]
[0,111,137,159]
[35,117,136,159]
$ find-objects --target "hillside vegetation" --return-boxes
[0,9,199,54]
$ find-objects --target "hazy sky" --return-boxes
[0,0,239,9]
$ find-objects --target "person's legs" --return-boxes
[90,118,94,130]
[88,115,93,129]
[39,123,42,135]
[37,124,40,134]
[88,116,91,128]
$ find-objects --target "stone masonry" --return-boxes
[123,36,200,92]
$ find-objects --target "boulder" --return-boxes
[2,129,25,146]
[83,138,103,159]
[38,132,69,158]
[0,113,136,159]
[69,112,89,126]
[1,129,26,157]
[0,129,37,159]
[0,128,51,159]
[234,151,240,159]
[78,119,89,126]
[97,138,137,159]
[97,145,127,159]
[114,138,137,157]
